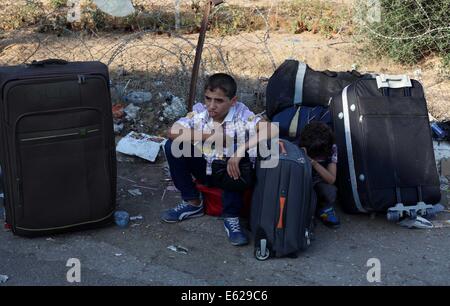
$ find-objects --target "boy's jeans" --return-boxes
[164,139,244,218]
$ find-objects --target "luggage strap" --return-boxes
[341,86,368,213]
[293,61,307,106]
[288,106,301,138]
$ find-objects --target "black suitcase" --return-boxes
[250,140,315,260]
[0,59,117,236]
[330,74,441,216]
[265,59,370,119]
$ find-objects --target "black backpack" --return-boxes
[266,59,371,119]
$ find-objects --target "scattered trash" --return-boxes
[115,66,128,78]
[124,103,141,121]
[414,69,422,79]
[128,188,142,196]
[116,132,167,162]
[154,81,163,86]
[93,0,135,17]
[441,176,449,191]
[114,123,124,134]
[161,184,178,201]
[441,158,450,177]
[432,220,450,228]
[399,216,434,229]
[167,245,188,255]
[433,141,450,168]
[115,253,123,257]
[112,103,125,119]
[114,210,130,228]
[124,91,153,104]
[431,122,447,141]
[431,204,446,215]
[162,93,187,121]
[0,275,8,284]
[46,238,55,242]
[130,214,143,221]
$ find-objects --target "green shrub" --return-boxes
[356,0,450,72]
[50,0,67,9]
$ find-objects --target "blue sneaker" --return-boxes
[161,201,204,223]
[223,217,249,246]
[319,207,340,228]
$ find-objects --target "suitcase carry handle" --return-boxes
[29,59,68,67]
[376,74,412,89]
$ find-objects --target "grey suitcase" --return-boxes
[250,140,315,260]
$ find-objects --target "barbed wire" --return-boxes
[0,0,448,123]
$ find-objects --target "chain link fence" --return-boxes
[0,0,449,129]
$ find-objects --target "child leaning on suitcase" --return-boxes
[300,122,340,228]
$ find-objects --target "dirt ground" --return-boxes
[1,30,448,123]
[0,150,449,286]
[0,0,449,288]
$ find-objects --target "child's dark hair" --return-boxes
[300,122,335,159]
[205,73,237,99]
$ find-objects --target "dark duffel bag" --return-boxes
[330,74,441,215]
[0,59,117,236]
[250,140,316,260]
[266,59,371,119]
[271,105,332,143]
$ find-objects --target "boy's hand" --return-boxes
[227,156,242,180]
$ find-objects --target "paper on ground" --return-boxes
[116,132,167,162]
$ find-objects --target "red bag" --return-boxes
[195,182,253,218]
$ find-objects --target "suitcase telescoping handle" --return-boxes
[29,59,68,67]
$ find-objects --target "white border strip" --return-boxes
[293,61,307,105]
[342,86,367,213]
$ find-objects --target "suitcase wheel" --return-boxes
[255,239,270,261]
[386,211,401,222]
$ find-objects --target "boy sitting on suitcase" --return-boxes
[300,122,340,228]
[160,73,275,246]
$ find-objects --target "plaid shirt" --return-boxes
[175,102,261,175]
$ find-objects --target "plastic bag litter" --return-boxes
[130,215,144,221]
[167,245,188,254]
[116,132,166,162]
[433,141,450,166]
[93,0,135,17]
[0,275,8,283]
[127,189,142,196]
[124,104,140,121]
[399,216,434,229]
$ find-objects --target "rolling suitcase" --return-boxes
[330,74,441,218]
[250,140,315,260]
[0,59,117,236]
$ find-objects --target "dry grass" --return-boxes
[0,0,448,128]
